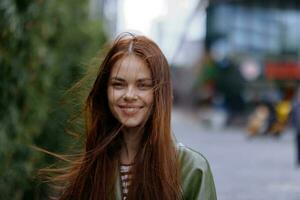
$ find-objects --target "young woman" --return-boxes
[53,33,216,200]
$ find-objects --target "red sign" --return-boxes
[265,61,300,80]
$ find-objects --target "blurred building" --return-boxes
[204,0,300,105]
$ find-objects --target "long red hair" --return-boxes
[48,33,181,200]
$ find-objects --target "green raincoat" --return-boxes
[114,143,217,200]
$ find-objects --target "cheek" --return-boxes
[107,88,121,103]
[107,88,120,118]
[144,92,154,105]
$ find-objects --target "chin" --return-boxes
[121,120,143,128]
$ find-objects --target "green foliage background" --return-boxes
[0,0,107,199]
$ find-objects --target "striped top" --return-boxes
[119,163,133,200]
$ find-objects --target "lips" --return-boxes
[118,105,143,116]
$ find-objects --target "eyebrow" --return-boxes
[110,77,152,82]
[110,77,125,82]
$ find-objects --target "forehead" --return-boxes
[110,55,151,79]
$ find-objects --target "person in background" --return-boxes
[45,33,217,200]
[291,86,300,166]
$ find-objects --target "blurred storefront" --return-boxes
[202,0,300,108]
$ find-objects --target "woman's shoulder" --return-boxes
[176,143,217,199]
[176,143,210,171]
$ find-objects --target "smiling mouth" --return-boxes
[119,105,143,115]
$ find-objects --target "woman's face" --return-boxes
[107,54,154,128]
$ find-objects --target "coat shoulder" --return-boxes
[177,143,210,172]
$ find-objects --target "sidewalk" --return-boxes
[172,107,300,200]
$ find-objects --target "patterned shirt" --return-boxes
[119,163,133,200]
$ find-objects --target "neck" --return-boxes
[120,126,144,165]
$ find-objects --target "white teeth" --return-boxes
[126,108,137,112]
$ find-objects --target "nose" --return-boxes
[123,86,137,101]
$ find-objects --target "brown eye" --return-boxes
[138,82,152,90]
[111,82,125,89]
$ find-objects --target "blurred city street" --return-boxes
[3,0,300,198]
[172,107,300,200]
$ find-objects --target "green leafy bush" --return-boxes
[0,0,107,199]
